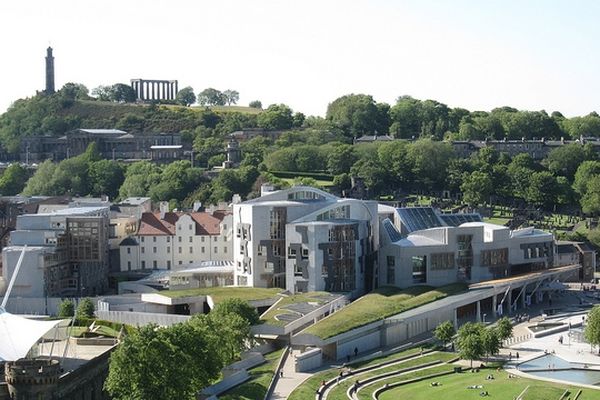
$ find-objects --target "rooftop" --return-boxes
[160,286,282,303]
[33,206,109,217]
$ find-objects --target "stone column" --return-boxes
[521,284,527,309]
[174,81,178,96]
[476,301,481,322]
[151,82,155,100]
[507,290,512,314]
[141,81,146,100]
[453,308,458,330]
[492,294,497,318]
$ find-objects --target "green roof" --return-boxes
[260,292,336,327]
[303,283,467,339]
[161,287,282,304]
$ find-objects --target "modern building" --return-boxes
[1,206,110,298]
[379,207,555,288]
[118,203,233,272]
[233,186,379,295]
[555,240,596,282]
[20,129,184,163]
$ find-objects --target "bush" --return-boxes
[58,299,75,317]
[77,298,95,318]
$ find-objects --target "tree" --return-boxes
[461,171,493,206]
[211,298,259,326]
[326,94,385,138]
[249,100,262,109]
[59,83,90,101]
[580,176,600,215]
[176,87,196,106]
[434,320,455,348]
[0,163,29,195]
[525,171,560,209]
[406,139,455,191]
[222,90,240,106]
[481,327,500,361]
[110,83,137,103]
[585,306,600,354]
[197,88,225,106]
[543,144,586,180]
[257,104,294,130]
[327,144,358,175]
[573,161,600,196]
[58,299,75,317]
[22,160,57,196]
[456,322,485,368]
[91,85,112,101]
[77,298,95,319]
[496,317,513,343]
[89,160,125,199]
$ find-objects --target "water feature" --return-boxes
[519,354,600,386]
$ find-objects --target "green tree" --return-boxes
[198,88,225,106]
[456,322,485,368]
[58,299,75,317]
[249,100,262,109]
[326,94,385,138]
[212,298,259,326]
[327,144,358,175]
[580,176,600,215]
[257,104,294,130]
[434,320,455,348]
[585,306,600,354]
[350,158,388,195]
[461,171,493,206]
[526,171,560,209]
[406,139,455,191]
[222,90,239,106]
[176,87,196,106]
[91,85,112,101]
[543,144,586,180]
[22,160,57,196]
[496,317,513,343]
[110,83,137,103]
[481,327,500,361]
[89,160,125,199]
[0,164,29,195]
[77,298,95,319]
[573,161,600,196]
[118,161,162,199]
[59,82,90,101]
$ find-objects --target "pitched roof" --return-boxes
[137,211,228,236]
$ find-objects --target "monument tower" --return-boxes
[45,46,55,94]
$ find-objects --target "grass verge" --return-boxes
[219,349,284,400]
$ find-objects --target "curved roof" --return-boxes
[0,309,65,361]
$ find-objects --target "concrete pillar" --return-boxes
[170,82,174,99]
[492,294,497,318]
[476,301,481,322]
[454,308,458,330]
[508,290,512,314]
[521,284,527,309]
[151,82,155,100]
[175,81,178,96]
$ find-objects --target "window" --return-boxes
[179,261,182,265]
[189,224,193,230]
[387,256,395,284]
[141,247,145,254]
[412,256,426,284]
[141,261,146,269]
[224,247,227,253]
[202,246,205,253]
[153,236,157,242]
[321,265,328,277]
[167,247,170,253]
[178,236,182,243]
[127,247,131,254]
[430,252,455,270]
[481,248,508,267]
[201,236,205,242]
[178,247,182,254]
[153,260,157,269]
[167,237,170,242]
[302,248,309,258]
[288,247,297,258]
[257,245,263,256]
[294,263,302,276]
[189,246,193,254]
[167,260,171,269]
[214,247,218,254]
[189,236,193,243]
[127,261,131,271]
[214,236,218,242]
[153,247,157,253]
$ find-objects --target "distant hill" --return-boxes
[0,95,262,154]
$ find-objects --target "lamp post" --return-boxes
[483,313,487,324]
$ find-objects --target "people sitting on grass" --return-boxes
[467,385,484,389]
[480,390,489,397]
[486,374,494,380]
[430,382,441,387]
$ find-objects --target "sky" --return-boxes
[1,0,600,117]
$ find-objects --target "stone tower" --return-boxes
[45,47,55,94]
[5,359,60,399]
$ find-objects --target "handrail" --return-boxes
[264,345,291,400]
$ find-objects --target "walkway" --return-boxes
[270,348,316,399]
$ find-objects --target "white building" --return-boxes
[119,206,233,272]
[1,206,110,298]
[233,186,378,295]
[379,207,555,288]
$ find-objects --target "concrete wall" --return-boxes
[295,348,322,372]
[96,310,190,327]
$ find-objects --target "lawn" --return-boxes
[287,346,426,400]
[280,177,335,188]
[161,287,282,303]
[219,348,284,400]
[303,283,467,339]
[260,292,333,326]
[327,352,456,400]
[378,369,600,400]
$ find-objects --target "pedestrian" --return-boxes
[516,352,519,360]
[354,347,358,358]
[280,370,284,378]
[347,354,351,363]
[509,352,512,360]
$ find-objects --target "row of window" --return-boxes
[128,246,226,255]
[139,235,224,243]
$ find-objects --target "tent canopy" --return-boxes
[0,309,65,362]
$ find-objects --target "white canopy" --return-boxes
[0,309,65,361]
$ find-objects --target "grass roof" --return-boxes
[260,292,335,327]
[303,283,467,339]
[161,287,282,303]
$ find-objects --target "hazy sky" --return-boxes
[2,1,600,117]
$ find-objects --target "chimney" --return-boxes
[231,194,242,204]
[193,201,202,212]
[159,201,169,219]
